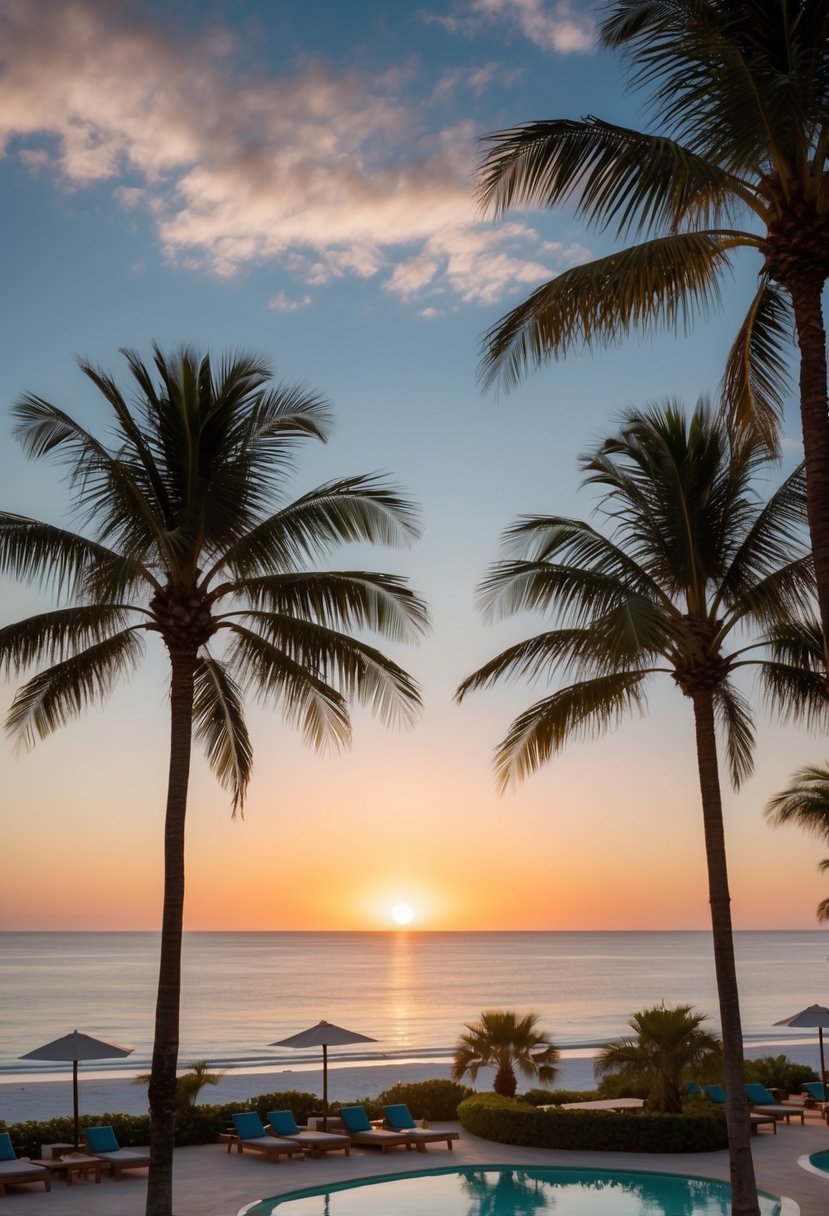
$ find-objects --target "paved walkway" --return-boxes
[3,1116,827,1215]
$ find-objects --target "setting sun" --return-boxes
[391,902,414,926]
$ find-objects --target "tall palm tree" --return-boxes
[452,1010,560,1097]
[0,345,429,1216]
[476,0,829,659]
[456,401,821,1216]
[595,1003,722,1113]
[766,764,829,921]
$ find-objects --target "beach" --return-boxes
[0,1055,603,1124]
[2,1045,818,1125]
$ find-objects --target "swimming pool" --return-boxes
[801,1149,829,1178]
[239,1164,784,1216]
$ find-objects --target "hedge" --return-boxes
[0,1080,472,1158]
[457,1093,728,1153]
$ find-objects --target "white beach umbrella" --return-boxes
[773,1004,829,1088]
[20,1029,133,1148]
[270,1019,377,1130]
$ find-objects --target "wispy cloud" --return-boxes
[422,0,595,53]
[0,0,591,306]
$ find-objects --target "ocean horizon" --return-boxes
[3,930,829,1085]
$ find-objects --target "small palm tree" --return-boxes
[595,1003,722,1114]
[0,345,428,1216]
[476,0,829,662]
[133,1059,226,1114]
[456,401,821,1216]
[765,765,829,922]
[452,1010,560,1098]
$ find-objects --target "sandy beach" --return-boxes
[3,1043,814,1126]
[0,1055,600,1125]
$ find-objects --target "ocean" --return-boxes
[3,930,828,1082]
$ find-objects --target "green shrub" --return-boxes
[376,1079,472,1120]
[743,1055,818,1097]
[457,1093,728,1153]
[522,1088,597,1107]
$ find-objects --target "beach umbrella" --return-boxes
[773,1004,829,1087]
[20,1029,133,1148]
[270,1019,376,1130]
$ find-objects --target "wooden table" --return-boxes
[31,1154,102,1185]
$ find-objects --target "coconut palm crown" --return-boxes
[766,764,829,921]
[595,1003,722,1113]
[452,1009,560,1098]
[0,344,429,1216]
[477,0,829,661]
[456,401,822,1216]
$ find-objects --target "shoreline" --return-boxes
[1,1042,821,1125]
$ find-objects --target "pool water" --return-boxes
[808,1149,829,1176]
[240,1164,783,1216]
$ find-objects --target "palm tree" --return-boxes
[476,0,829,660]
[456,401,821,1216]
[452,1010,560,1097]
[595,1003,722,1113]
[133,1059,226,1114]
[766,764,829,921]
[0,345,429,1216]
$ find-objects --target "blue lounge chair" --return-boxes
[266,1110,350,1157]
[683,1081,704,1097]
[0,1133,51,1197]
[82,1125,151,1179]
[229,1112,305,1161]
[801,1082,829,1122]
[744,1084,805,1124]
[703,1084,727,1104]
[337,1105,412,1151]
[383,1103,459,1151]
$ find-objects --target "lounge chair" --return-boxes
[683,1081,704,1098]
[228,1112,305,1161]
[744,1084,805,1124]
[801,1082,829,1121]
[383,1104,459,1151]
[750,1112,777,1135]
[703,1084,727,1104]
[0,1133,51,1197]
[266,1110,350,1157]
[336,1105,412,1151]
[83,1125,152,1179]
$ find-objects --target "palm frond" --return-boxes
[0,514,133,600]
[761,618,829,727]
[479,232,731,393]
[492,671,648,791]
[713,680,755,789]
[0,605,133,676]
[224,624,352,751]
[192,657,253,815]
[477,117,746,234]
[215,476,422,582]
[231,616,423,729]
[720,280,795,454]
[5,630,145,750]
[764,764,829,838]
[223,571,430,644]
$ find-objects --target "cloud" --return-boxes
[422,0,595,53]
[471,1,595,53]
[0,0,590,307]
[267,291,313,312]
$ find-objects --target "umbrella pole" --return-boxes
[72,1060,80,1149]
[820,1027,826,1092]
[322,1044,328,1132]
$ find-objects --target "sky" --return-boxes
[0,0,827,933]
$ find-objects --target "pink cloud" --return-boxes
[0,0,591,306]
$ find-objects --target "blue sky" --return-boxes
[0,0,822,932]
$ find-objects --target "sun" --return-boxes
[391,902,414,926]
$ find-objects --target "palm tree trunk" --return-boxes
[790,279,829,670]
[145,648,197,1216]
[691,690,759,1216]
